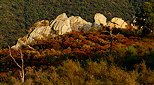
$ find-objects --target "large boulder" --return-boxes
[94,13,107,26]
[107,17,128,29]
[111,17,124,25]
[69,16,92,31]
[50,13,72,35]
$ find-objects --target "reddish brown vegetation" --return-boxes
[0,29,154,84]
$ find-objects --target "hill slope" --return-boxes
[0,0,149,48]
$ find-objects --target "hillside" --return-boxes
[0,0,154,84]
[0,27,154,84]
[0,0,149,48]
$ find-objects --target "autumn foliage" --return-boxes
[0,28,154,84]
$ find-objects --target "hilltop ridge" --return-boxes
[0,0,149,48]
[11,13,131,50]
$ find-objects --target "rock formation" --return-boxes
[69,16,92,31]
[12,13,132,50]
[11,13,92,50]
[11,21,53,50]
[107,17,128,29]
[94,13,107,26]
[50,13,72,35]
[26,26,53,44]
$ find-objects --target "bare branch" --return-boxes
[19,49,25,83]
[8,46,21,69]
[19,49,24,66]
[8,46,25,83]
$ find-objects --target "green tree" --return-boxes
[136,0,154,35]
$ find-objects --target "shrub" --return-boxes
[126,45,138,56]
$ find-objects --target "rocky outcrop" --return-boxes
[50,13,72,35]
[94,13,107,26]
[11,21,53,50]
[69,16,92,31]
[107,17,128,29]
[26,26,53,44]
[11,13,92,50]
[12,13,131,50]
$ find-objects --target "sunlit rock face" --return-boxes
[50,13,72,35]
[107,17,128,29]
[94,13,107,26]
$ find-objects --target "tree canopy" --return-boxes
[136,0,154,34]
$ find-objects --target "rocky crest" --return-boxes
[12,13,131,50]
[50,13,72,35]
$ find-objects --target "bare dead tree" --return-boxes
[8,46,24,84]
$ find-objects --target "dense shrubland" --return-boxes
[0,27,154,84]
